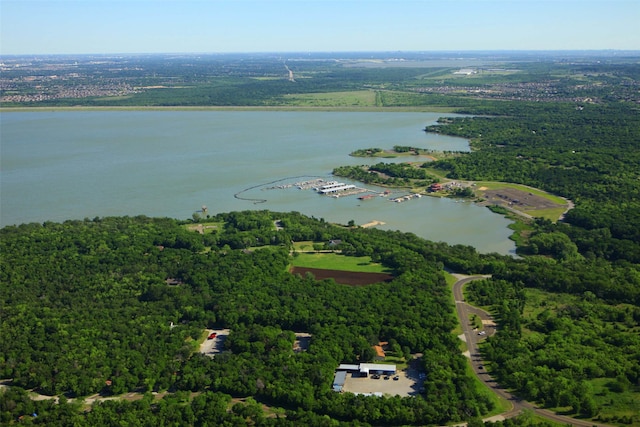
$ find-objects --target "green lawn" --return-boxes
[291,241,316,252]
[291,252,389,273]
[522,207,568,222]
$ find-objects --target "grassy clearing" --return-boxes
[384,356,409,370]
[522,207,567,221]
[291,252,389,273]
[590,378,640,424]
[282,90,378,107]
[184,221,223,234]
[506,218,534,247]
[291,241,316,252]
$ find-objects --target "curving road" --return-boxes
[453,275,612,427]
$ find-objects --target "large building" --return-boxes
[333,370,348,392]
[318,182,356,194]
[336,363,396,376]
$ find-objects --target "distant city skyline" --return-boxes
[1,0,639,55]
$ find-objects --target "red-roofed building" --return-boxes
[429,183,443,192]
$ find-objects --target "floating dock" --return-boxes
[390,193,423,203]
[264,178,371,200]
[315,181,367,197]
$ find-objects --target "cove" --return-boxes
[0,110,515,255]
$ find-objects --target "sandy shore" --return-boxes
[361,220,386,228]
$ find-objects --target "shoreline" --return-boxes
[0,105,458,113]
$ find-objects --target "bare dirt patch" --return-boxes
[479,188,564,212]
[290,267,394,286]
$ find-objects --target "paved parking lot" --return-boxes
[341,361,424,397]
[199,329,230,357]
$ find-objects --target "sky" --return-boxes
[1,0,639,55]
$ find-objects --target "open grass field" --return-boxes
[291,252,390,274]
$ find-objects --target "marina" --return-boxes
[264,177,428,202]
[1,110,516,255]
[267,178,371,198]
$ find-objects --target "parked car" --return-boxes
[207,332,217,339]
[393,376,399,381]
[384,376,390,380]
[371,374,380,379]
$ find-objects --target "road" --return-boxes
[453,275,612,427]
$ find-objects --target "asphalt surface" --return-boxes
[453,275,612,427]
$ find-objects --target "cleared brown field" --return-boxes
[290,267,394,286]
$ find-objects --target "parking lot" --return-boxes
[341,367,422,397]
[199,329,230,357]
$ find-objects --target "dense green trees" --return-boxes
[467,278,640,421]
[333,162,437,187]
[415,94,640,423]
[1,212,508,425]
[426,103,640,264]
[6,211,635,423]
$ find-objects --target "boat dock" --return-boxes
[390,193,423,203]
[316,181,369,197]
[296,178,330,190]
[329,187,368,198]
[262,178,378,200]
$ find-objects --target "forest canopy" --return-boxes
[1,212,500,425]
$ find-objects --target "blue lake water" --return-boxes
[1,110,515,254]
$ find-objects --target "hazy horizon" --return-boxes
[2,0,639,56]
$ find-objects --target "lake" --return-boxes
[0,110,515,254]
